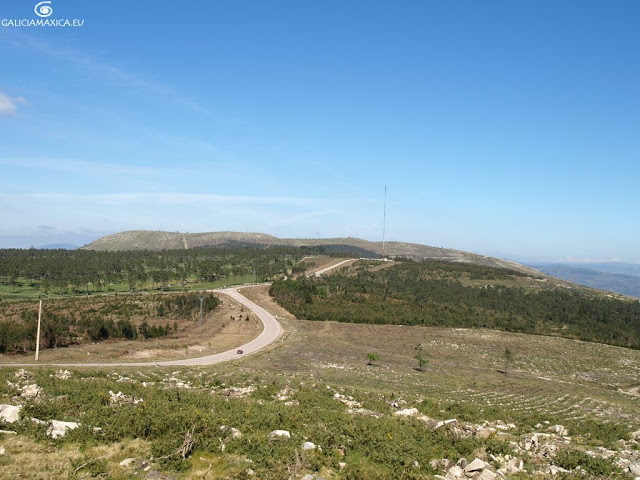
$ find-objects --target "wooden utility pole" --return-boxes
[35,298,43,362]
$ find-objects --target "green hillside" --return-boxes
[270,260,640,349]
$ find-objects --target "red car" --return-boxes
[237,349,243,355]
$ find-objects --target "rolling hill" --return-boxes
[83,230,540,274]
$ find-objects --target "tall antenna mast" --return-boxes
[382,184,387,258]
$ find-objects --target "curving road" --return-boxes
[1,258,353,368]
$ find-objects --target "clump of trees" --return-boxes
[0,292,220,354]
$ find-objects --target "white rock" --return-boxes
[0,405,22,423]
[52,370,72,380]
[21,384,41,398]
[477,470,497,480]
[465,458,487,473]
[549,424,569,436]
[0,446,5,455]
[630,463,640,476]
[219,425,242,439]
[302,441,316,450]
[339,462,347,469]
[435,418,458,429]
[549,465,569,476]
[47,420,80,439]
[505,457,521,474]
[393,408,420,417]
[269,429,290,438]
[301,475,315,480]
[119,458,136,467]
[446,465,463,478]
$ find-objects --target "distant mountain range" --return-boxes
[533,263,640,299]
[83,230,540,275]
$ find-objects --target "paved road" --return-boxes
[312,258,356,277]
[1,258,352,368]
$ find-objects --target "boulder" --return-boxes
[269,430,291,439]
[220,425,242,439]
[477,470,496,480]
[505,458,522,474]
[0,446,5,455]
[119,458,136,467]
[0,405,22,423]
[465,458,487,473]
[393,408,420,417]
[549,465,569,476]
[47,420,79,439]
[435,418,458,429]
[457,458,468,469]
[446,465,463,479]
[549,424,569,436]
[21,384,41,399]
[629,463,640,476]
[302,442,316,451]
[476,426,495,439]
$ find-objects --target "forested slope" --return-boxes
[270,261,640,349]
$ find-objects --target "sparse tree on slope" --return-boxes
[367,352,379,366]
[414,343,429,372]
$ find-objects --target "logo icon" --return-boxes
[34,1,53,18]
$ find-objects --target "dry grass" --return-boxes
[0,436,152,479]
[238,286,640,429]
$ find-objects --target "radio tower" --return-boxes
[382,184,387,259]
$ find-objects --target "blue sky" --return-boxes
[1,1,639,263]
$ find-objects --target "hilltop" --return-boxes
[83,230,539,275]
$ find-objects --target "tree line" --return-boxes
[0,245,343,295]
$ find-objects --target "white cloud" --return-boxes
[0,92,28,116]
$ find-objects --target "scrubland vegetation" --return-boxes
[0,292,219,353]
[270,260,640,349]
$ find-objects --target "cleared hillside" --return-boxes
[83,230,540,275]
